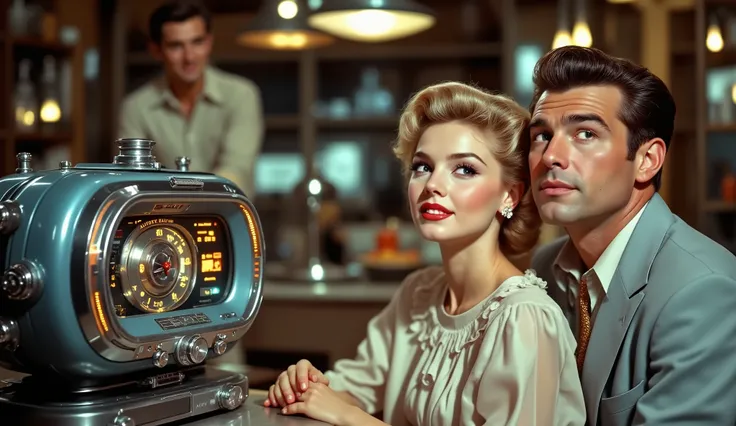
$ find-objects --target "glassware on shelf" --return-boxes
[39,56,62,131]
[353,67,394,117]
[14,59,38,133]
[8,0,44,37]
[376,217,400,253]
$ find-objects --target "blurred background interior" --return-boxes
[1,0,735,387]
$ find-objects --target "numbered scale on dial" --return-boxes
[117,224,197,313]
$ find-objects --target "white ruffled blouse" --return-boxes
[324,266,586,426]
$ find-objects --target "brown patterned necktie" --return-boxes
[576,277,592,374]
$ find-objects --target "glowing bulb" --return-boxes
[706,24,724,52]
[307,8,435,43]
[15,107,36,127]
[277,0,298,19]
[310,263,324,281]
[345,10,397,36]
[731,83,736,104]
[572,21,593,47]
[552,30,572,49]
[22,110,35,126]
[308,179,322,195]
[270,32,308,48]
[40,99,61,123]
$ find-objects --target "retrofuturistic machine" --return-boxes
[0,139,265,425]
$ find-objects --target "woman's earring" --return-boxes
[501,205,513,219]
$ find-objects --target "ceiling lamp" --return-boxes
[307,0,436,43]
[237,0,335,50]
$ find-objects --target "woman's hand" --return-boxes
[281,382,366,426]
[264,359,330,408]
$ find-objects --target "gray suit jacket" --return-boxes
[532,194,736,426]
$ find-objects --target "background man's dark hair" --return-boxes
[149,0,212,45]
[529,46,676,191]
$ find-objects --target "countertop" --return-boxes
[183,389,329,425]
[263,280,401,303]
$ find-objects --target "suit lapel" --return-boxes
[582,275,644,426]
[580,194,675,426]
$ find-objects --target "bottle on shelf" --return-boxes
[39,55,62,132]
[14,59,38,133]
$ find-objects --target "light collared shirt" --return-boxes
[118,66,264,197]
[553,202,649,322]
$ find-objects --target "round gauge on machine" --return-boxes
[118,223,198,313]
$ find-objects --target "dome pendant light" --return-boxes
[237,0,335,50]
[307,0,436,43]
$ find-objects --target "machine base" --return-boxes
[0,367,248,426]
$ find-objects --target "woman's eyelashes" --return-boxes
[410,161,479,177]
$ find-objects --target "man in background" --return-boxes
[119,0,263,197]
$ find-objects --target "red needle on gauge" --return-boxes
[162,261,171,276]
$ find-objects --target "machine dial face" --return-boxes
[118,224,197,313]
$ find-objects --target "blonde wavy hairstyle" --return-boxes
[393,81,541,256]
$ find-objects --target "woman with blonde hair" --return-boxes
[264,81,586,425]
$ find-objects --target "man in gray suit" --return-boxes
[528,46,736,426]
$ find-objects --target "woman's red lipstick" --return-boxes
[420,202,453,221]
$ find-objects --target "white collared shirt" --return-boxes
[553,202,648,319]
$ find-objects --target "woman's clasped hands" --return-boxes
[264,359,363,425]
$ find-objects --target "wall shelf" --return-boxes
[707,124,736,133]
[1,0,86,177]
[704,201,736,213]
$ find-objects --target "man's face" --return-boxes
[151,17,212,85]
[528,85,637,229]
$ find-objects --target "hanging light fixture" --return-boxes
[307,0,436,43]
[552,0,572,50]
[237,0,335,50]
[571,0,593,48]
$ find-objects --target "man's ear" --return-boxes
[634,138,667,185]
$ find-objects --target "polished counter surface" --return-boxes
[184,389,329,425]
[263,280,401,303]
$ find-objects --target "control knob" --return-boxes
[152,349,169,368]
[111,409,135,426]
[175,335,208,366]
[213,334,228,356]
[15,152,32,173]
[175,156,191,172]
[0,200,21,235]
[216,384,245,410]
[1,260,43,301]
[0,318,19,350]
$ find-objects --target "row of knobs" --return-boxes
[152,334,229,369]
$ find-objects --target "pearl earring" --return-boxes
[501,205,513,219]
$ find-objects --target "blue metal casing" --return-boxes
[0,152,265,382]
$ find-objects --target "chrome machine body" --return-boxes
[0,139,265,425]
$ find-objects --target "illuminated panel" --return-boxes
[239,204,261,258]
[110,215,231,317]
[94,291,110,332]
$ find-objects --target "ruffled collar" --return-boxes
[408,269,548,355]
